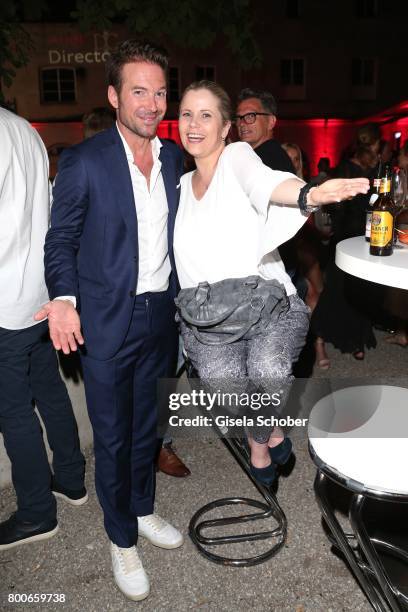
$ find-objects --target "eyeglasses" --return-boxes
[234,112,273,125]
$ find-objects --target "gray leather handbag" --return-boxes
[175,275,289,346]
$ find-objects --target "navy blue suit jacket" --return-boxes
[44,126,184,360]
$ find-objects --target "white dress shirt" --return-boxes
[0,108,50,330]
[117,127,171,294]
[174,142,307,295]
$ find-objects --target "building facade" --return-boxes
[4,0,407,174]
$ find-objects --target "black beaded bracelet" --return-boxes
[297,182,319,216]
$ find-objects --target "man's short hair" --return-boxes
[82,107,115,138]
[237,88,277,115]
[107,39,169,92]
[356,122,381,147]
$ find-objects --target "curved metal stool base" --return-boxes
[189,437,287,567]
[189,495,286,567]
[184,364,288,567]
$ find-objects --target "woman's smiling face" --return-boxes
[178,88,230,161]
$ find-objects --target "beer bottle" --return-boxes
[365,161,382,242]
[369,166,394,256]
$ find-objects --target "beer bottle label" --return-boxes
[370,211,393,247]
[365,211,372,238]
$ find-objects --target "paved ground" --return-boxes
[1,330,407,612]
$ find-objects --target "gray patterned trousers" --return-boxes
[180,294,310,442]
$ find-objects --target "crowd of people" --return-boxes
[0,37,405,603]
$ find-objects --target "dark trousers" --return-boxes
[0,321,85,523]
[81,290,177,548]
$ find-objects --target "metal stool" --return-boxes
[308,385,408,611]
[185,361,287,567]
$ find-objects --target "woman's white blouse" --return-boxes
[174,142,307,295]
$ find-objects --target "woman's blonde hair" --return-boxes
[180,80,232,125]
[282,142,303,178]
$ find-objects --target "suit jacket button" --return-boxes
[129,290,135,297]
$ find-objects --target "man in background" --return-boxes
[236,88,295,172]
[236,88,307,299]
[0,107,87,551]
[82,107,116,139]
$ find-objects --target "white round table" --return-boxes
[336,236,408,289]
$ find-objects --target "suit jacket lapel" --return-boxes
[100,128,138,252]
[99,133,179,260]
[159,144,178,252]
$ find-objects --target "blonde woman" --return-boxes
[174,81,369,485]
[282,142,304,179]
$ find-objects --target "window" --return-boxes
[279,58,305,100]
[195,66,215,81]
[280,58,304,86]
[285,0,300,18]
[354,0,378,17]
[40,68,76,103]
[351,58,376,100]
[168,67,180,103]
[351,58,375,86]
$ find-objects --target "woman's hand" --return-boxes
[309,178,370,206]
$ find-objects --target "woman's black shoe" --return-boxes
[268,438,293,465]
[249,461,277,486]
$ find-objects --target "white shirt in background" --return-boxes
[0,108,50,330]
[174,141,306,295]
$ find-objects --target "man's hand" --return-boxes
[310,178,370,205]
[34,300,84,354]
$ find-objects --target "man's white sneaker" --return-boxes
[137,514,184,549]
[110,543,150,601]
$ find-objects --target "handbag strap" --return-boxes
[179,279,264,327]
[177,299,252,327]
[187,298,265,345]
[190,319,257,346]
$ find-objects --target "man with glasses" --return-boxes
[235,88,307,302]
[235,88,295,173]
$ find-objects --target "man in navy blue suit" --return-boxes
[36,40,184,602]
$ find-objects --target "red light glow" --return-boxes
[32,99,408,177]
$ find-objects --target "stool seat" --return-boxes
[308,385,408,496]
[308,385,408,611]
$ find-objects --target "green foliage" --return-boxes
[0,1,37,102]
[0,21,33,102]
[72,0,262,69]
[0,0,261,100]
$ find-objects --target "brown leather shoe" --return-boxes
[157,444,191,477]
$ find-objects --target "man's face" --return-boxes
[108,61,167,140]
[236,97,276,149]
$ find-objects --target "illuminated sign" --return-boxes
[48,50,110,64]
[47,31,118,65]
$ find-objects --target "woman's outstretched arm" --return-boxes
[270,177,370,208]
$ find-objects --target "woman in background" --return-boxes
[311,145,378,359]
[283,143,330,368]
[282,142,304,179]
